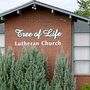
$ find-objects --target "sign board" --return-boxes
[14,28,63,46]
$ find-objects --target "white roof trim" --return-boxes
[0,0,89,22]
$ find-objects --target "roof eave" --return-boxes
[35,1,89,22]
[0,0,34,17]
[0,0,89,22]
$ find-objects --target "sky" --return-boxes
[0,0,79,14]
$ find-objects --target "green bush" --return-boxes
[0,48,15,90]
[14,47,49,90]
[81,83,90,90]
[0,47,49,90]
[0,47,76,90]
[51,50,76,90]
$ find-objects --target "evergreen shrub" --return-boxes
[0,47,76,90]
[14,47,48,90]
[81,83,90,90]
[51,50,76,90]
[0,48,15,90]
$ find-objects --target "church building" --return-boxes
[0,0,90,90]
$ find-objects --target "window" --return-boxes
[0,23,5,55]
[73,33,90,75]
[74,61,90,74]
[73,20,90,75]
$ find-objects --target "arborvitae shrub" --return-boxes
[0,47,49,90]
[14,47,49,90]
[0,48,15,90]
[51,50,76,90]
[0,47,76,90]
